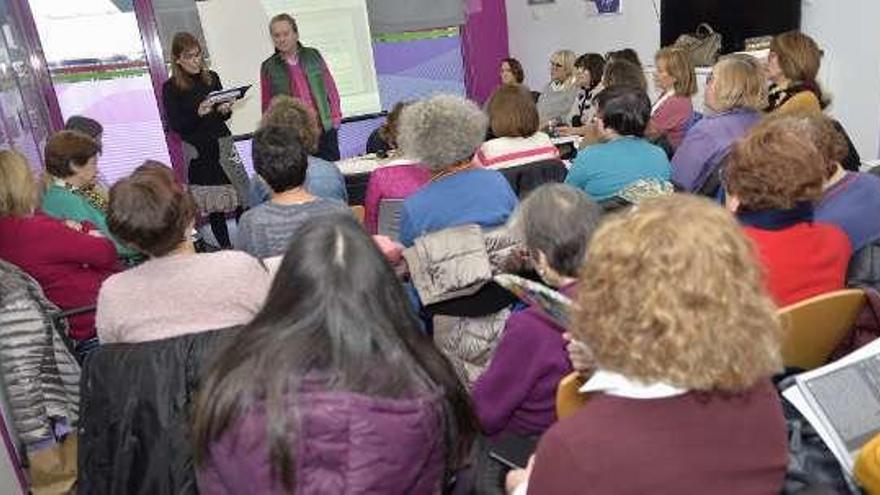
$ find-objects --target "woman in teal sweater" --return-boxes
[565,86,671,201]
[41,131,139,261]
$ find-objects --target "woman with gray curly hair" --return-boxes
[397,94,517,246]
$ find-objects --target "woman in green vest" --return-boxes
[260,13,342,162]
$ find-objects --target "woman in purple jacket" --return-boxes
[193,214,477,494]
[671,54,766,195]
[472,183,602,437]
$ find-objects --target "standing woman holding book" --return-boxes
[261,13,342,161]
[162,32,246,249]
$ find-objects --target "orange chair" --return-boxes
[555,372,589,420]
[856,432,880,494]
[778,289,866,371]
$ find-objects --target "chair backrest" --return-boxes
[78,326,240,493]
[555,371,589,421]
[351,205,365,224]
[498,158,568,198]
[779,289,866,370]
[377,199,405,241]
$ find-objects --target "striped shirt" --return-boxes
[474,133,560,170]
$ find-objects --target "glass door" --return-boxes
[0,0,51,170]
[28,0,171,184]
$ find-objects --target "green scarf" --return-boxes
[262,44,333,131]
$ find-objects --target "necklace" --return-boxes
[430,161,474,182]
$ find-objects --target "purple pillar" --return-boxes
[133,0,186,184]
[461,0,510,104]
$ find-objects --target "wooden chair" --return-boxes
[350,205,365,225]
[779,289,866,370]
[555,371,589,421]
[855,432,880,494]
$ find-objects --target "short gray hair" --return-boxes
[510,183,602,277]
[397,94,487,171]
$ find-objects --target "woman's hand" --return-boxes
[63,219,84,232]
[197,99,213,117]
[563,332,595,374]
[505,455,535,494]
[217,102,233,115]
[555,125,575,137]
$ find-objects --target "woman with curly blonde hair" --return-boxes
[508,195,788,495]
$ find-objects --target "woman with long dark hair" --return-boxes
[162,32,246,249]
[194,214,477,493]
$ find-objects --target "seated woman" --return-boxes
[500,57,526,88]
[365,100,409,156]
[606,48,642,67]
[250,95,347,204]
[557,59,646,139]
[724,119,850,307]
[97,164,270,344]
[474,84,560,170]
[646,47,696,151]
[766,30,826,114]
[193,214,477,494]
[671,54,765,194]
[566,53,605,127]
[770,112,880,253]
[564,86,671,201]
[238,126,350,258]
[41,130,138,260]
[536,50,579,126]
[363,101,431,235]
[472,184,601,438]
[507,195,788,494]
[397,94,517,247]
[0,150,118,353]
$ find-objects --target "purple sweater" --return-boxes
[471,285,574,437]
[671,108,761,191]
[816,172,880,252]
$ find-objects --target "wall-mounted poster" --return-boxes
[585,0,622,16]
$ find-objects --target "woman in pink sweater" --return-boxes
[646,47,696,150]
[96,163,269,344]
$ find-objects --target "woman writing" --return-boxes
[162,32,244,249]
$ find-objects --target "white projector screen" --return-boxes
[197,0,381,135]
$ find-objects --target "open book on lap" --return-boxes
[783,338,880,474]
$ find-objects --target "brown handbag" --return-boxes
[673,23,722,67]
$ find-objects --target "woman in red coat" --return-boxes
[0,150,118,354]
[724,117,851,307]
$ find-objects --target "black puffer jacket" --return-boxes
[77,327,239,495]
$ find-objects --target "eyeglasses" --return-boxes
[181,51,202,61]
[550,61,563,68]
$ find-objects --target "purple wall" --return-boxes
[462,0,509,104]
